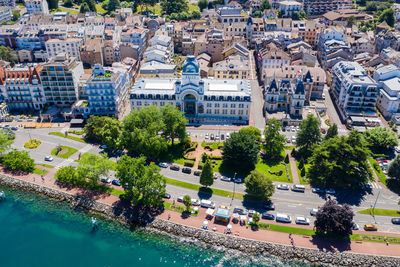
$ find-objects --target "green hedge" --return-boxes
[184,160,195,167]
[208,155,223,160]
[372,153,389,159]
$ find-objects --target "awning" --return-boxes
[206,208,214,216]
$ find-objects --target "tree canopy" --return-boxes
[100,118,122,149]
[239,126,262,143]
[325,124,338,140]
[161,104,187,145]
[314,200,354,237]
[198,0,208,11]
[55,166,82,185]
[0,131,12,154]
[182,195,191,212]
[364,127,398,153]
[0,46,17,64]
[107,0,121,12]
[199,159,213,187]
[379,8,395,27]
[307,131,371,189]
[77,153,112,185]
[388,154,400,180]
[80,2,91,13]
[296,114,322,155]
[259,0,271,11]
[2,150,34,172]
[47,0,58,9]
[263,118,285,158]
[116,156,166,206]
[222,130,259,172]
[162,0,188,14]
[244,170,275,201]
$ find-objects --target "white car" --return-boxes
[295,217,310,225]
[290,126,295,132]
[325,188,336,195]
[177,196,184,202]
[220,176,231,182]
[248,210,256,217]
[395,146,400,153]
[101,177,111,184]
[286,137,291,143]
[277,184,289,190]
[44,156,53,162]
[310,208,318,216]
[158,162,168,168]
[291,136,296,143]
[226,133,230,139]
[191,199,200,206]
[205,133,209,139]
[352,223,360,230]
[215,134,220,140]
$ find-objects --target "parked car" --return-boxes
[310,208,318,216]
[11,126,18,131]
[220,176,231,182]
[44,156,53,162]
[233,207,247,215]
[221,134,225,140]
[164,193,171,199]
[248,210,256,217]
[210,134,215,140]
[111,179,120,186]
[233,177,244,183]
[194,170,201,176]
[182,167,192,174]
[191,199,200,206]
[177,196,183,202]
[100,144,108,150]
[262,212,275,220]
[215,134,219,140]
[392,218,400,225]
[363,224,378,231]
[312,187,323,193]
[295,217,310,225]
[101,177,111,184]
[325,188,336,195]
[292,184,306,192]
[170,165,180,171]
[291,136,296,143]
[352,223,360,230]
[200,199,215,209]
[263,201,275,210]
[286,137,291,143]
[226,133,230,139]
[205,133,209,139]
[158,162,168,168]
[395,146,400,153]
[213,173,220,179]
[276,213,291,223]
[277,184,289,190]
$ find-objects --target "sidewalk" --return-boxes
[3,167,400,257]
[286,150,300,184]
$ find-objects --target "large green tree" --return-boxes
[121,105,167,158]
[259,0,271,11]
[325,124,338,140]
[47,0,58,9]
[107,0,121,12]
[222,131,259,172]
[239,126,262,143]
[388,154,400,180]
[0,46,17,64]
[55,166,82,185]
[0,131,12,154]
[198,0,208,11]
[263,118,285,158]
[80,2,91,13]
[199,159,213,187]
[244,170,275,201]
[162,0,188,14]
[182,194,191,212]
[296,114,322,155]
[161,104,187,145]
[2,150,34,172]
[307,131,372,188]
[315,200,354,237]
[364,127,398,153]
[116,156,166,206]
[77,153,112,186]
[100,118,122,149]
[84,116,106,141]
[379,8,395,27]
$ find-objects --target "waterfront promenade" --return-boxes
[2,166,400,258]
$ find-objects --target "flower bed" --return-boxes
[24,139,41,149]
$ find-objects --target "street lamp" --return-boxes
[230,172,237,207]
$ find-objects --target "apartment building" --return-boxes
[213,55,250,79]
[331,61,378,120]
[40,54,84,107]
[278,1,301,17]
[45,38,83,59]
[120,27,148,59]
[80,38,103,67]
[0,6,12,24]
[303,0,353,15]
[0,0,15,8]
[374,65,400,122]
[25,0,49,14]
[0,65,46,111]
[84,65,128,119]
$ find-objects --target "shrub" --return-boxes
[372,153,389,159]
[184,160,195,167]
[284,154,289,164]
[301,167,306,177]
[201,152,208,163]
[299,158,304,170]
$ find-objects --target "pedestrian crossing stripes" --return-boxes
[368,182,382,189]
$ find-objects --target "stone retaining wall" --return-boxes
[1,174,400,267]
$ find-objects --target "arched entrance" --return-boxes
[183,94,197,115]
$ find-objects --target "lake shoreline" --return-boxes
[1,173,399,267]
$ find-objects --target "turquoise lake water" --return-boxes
[0,186,311,267]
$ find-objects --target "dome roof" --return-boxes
[182,55,199,74]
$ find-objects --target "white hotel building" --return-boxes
[130,56,251,125]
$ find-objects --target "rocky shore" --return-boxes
[1,173,400,267]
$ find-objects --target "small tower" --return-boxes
[290,79,305,117]
[303,70,313,103]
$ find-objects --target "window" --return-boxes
[222,109,227,114]
[231,104,236,108]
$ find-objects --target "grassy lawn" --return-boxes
[52,7,79,15]
[109,188,124,196]
[368,158,387,185]
[76,152,118,171]
[256,222,400,244]
[188,3,200,12]
[68,130,84,135]
[95,4,107,14]
[201,141,223,150]
[165,177,244,200]
[51,146,78,159]
[164,201,199,216]
[33,168,48,175]
[295,161,310,185]
[357,208,400,217]
[49,132,87,143]
[255,157,291,183]
[159,143,186,163]
[36,163,55,168]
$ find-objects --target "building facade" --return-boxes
[0,6,12,24]
[25,0,49,14]
[0,65,46,111]
[303,0,353,15]
[130,56,251,125]
[40,54,84,107]
[331,61,378,120]
[45,38,83,60]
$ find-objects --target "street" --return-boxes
[10,127,400,234]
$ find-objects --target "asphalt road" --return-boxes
[11,127,400,233]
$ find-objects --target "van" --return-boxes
[200,199,215,209]
[291,184,305,192]
[276,213,291,223]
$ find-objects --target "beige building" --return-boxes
[213,55,250,79]
[46,38,83,60]
[80,38,103,67]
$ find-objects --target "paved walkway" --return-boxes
[286,150,300,184]
[3,168,400,257]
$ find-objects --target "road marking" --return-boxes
[368,182,382,189]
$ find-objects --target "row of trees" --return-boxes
[84,104,188,158]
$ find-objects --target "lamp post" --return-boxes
[230,172,237,207]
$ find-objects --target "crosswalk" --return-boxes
[368,182,382,189]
